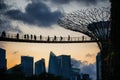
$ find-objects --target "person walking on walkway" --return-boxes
[27,34,29,40]
[40,35,42,40]
[34,35,36,40]
[82,35,84,41]
[1,31,6,38]
[16,33,19,39]
[47,36,50,41]
[68,35,70,41]
[53,35,56,41]
[24,34,26,39]
[60,36,63,41]
[31,34,33,40]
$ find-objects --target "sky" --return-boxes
[0,0,110,80]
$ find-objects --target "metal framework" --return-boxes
[58,7,110,50]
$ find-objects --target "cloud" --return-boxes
[0,0,22,33]
[71,58,96,80]
[0,0,7,10]
[5,1,62,27]
[50,0,71,4]
[86,53,95,58]
[13,51,19,54]
[0,17,22,33]
[50,0,108,6]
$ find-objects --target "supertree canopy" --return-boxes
[58,7,110,50]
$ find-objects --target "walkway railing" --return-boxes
[0,33,98,43]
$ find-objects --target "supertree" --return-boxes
[58,7,111,80]
[58,7,110,50]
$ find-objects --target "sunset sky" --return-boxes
[0,0,110,79]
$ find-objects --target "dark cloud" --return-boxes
[0,0,8,13]
[5,10,33,24]
[81,63,96,80]
[0,0,22,33]
[71,58,96,80]
[50,0,108,5]
[5,1,62,27]
[13,51,19,54]
[0,0,7,10]
[71,58,81,68]
[50,0,71,4]
[86,53,95,58]
[0,17,22,33]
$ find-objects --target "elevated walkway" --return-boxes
[0,33,98,43]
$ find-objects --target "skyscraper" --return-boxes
[0,48,7,71]
[58,55,71,80]
[21,56,33,77]
[35,58,46,76]
[96,53,101,80]
[48,52,72,80]
[7,64,21,74]
[48,51,60,76]
[71,68,81,80]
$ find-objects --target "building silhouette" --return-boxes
[48,52,72,80]
[71,68,81,80]
[7,64,21,74]
[96,53,101,80]
[35,58,46,76]
[0,48,7,71]
[48,51,60,76]
[57,55,71,80]
[21,56,33,77]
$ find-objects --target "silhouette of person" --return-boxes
[24,34,26,39]
[60,36,63,41]
[16,33,19,39]
[53,36,56,41]
[68,35,70,41]
[40,35,42,40]
[82,36,84,41]
[31,34,33,40]
[1,31,6,38]
[27,34,29,40]
[47,36,50,41]
[34,35,36,40]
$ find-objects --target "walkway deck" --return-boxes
[0,33,98,43]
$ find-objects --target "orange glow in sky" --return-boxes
[0,41,100,69]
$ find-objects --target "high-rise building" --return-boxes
[7,64,21,74]
[35,58,46,76]
[48,51,60,76]
[96,53,101,80]
[48,52,72,80]
[0,48,7,71]
[71,68,81,80]
[21,56,33,77]
[58,55,71,80]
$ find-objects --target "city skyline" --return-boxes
[0,48,96,79]
[1,48,91,80]
[0,0,110,69]
[0,0,110,80]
